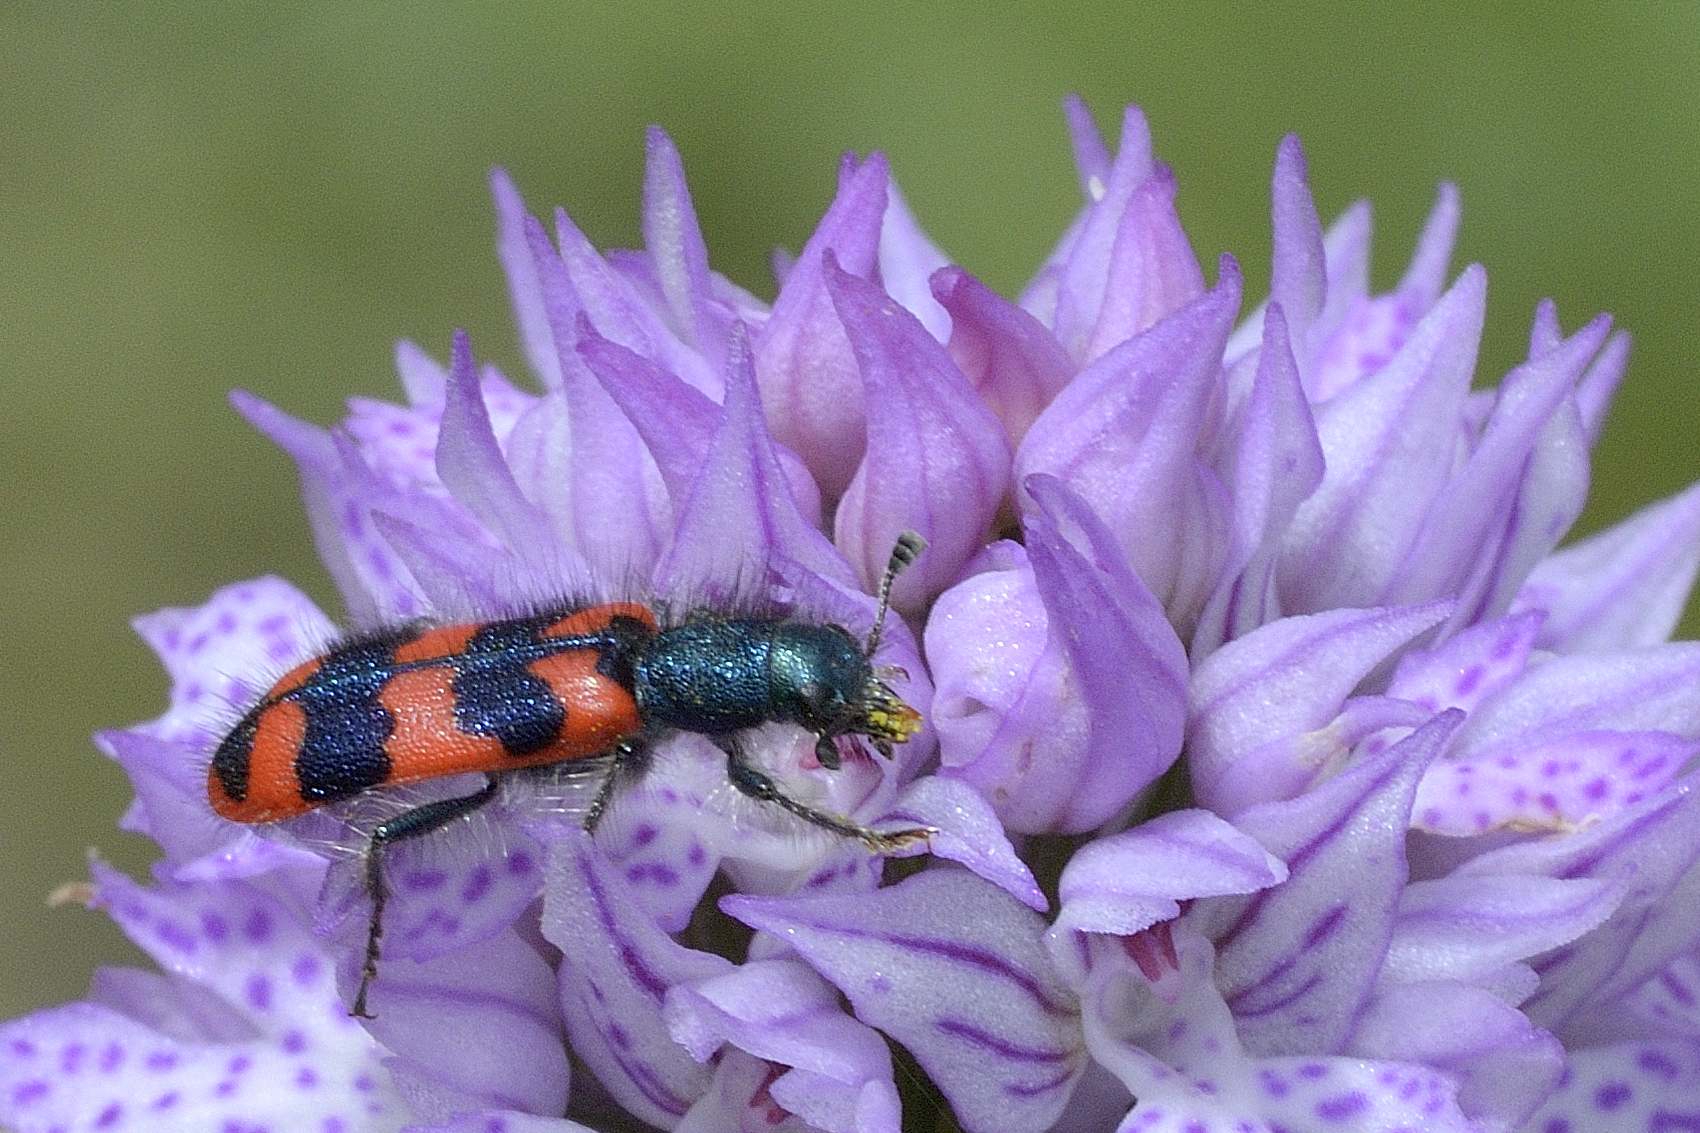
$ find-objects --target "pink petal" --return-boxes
[876,775,1045,911]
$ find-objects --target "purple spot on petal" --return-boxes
[245,974,272,1011]
[608,1022,631,1050]
[151,1092,179,1110]
[281,1030,306,1054]
[505,851,534,877]
[461,865,493,903]
[631,823,658,847]
[296,1067,319,1088]
[1595,1081,1631,1111]
[1317,1092,1368,1120]
[1584,778,1610,802]
[1455,664,1484,696]
[291,954,322,986]
[61,1042,86,1073]
[322,1119,347,1133]
[1543,1120,1571,1133]
[145,1051,178,1071]
[13,1080,49,1106]
[1639,1049,1680,1080]
[98,1043,124,1073]
[243,908,273,943]
[199,911,229,941]
[1298,1062,1327,1080]
[405,869,447,892]
[95,1101,122,1128]
[214,1080,236,1097]
[686,841,706,866]
[156,920,198,953]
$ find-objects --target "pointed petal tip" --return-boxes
[1275,132,1308,172]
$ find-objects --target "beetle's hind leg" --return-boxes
[582,737,651,836]
[719,737,933,853]
[351,775,500,1019]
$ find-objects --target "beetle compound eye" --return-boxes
[814,734,843,770]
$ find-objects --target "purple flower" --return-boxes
[7,98,1700,1133]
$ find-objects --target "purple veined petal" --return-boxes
[577,329,824,527]
[437,330,557,569]
[1459,391,1593,629]
[96,727,318,881]
[1575,327,1632,443]
[538,825,732,1128]
[642,125,720,353]
[1267,135,1326,353]
[1275,265,1487,614]
[1412,728,1696,837]
[352,927,568,1119]
[878,174,952,340]
[129,575,334,749]
[1194,304,1325,657]
[755,152,889,496]
[1379,874,1624,990]
[1016,258,1241,621]
[1381,313,1612,610]
[1446,643,1700,764]
[1519,1039,1700,1132]
[827,258,1011,612]
[1348,980,1563,1131]
[655,325,858,601]
[1188,600,1452,815]
[1616,950,1700,1040]
[1080,923,1472,1133]
[232,391,428,623]
[410,1111,604,1133]
[1026,474,1189,806]
[515,220,674,578]
[491,167,563,389]
[1047,810,1285,986]
[1514,480,1700,653]
[725,867,1086,1133]
[1080,166,1206,363]
[1195,711,1462,1057]
[875,774,1045,911]
[663,958,899,1133]
[1455,774,1700,1039]
[931,265,1074,446]
[1052,105,1156,360]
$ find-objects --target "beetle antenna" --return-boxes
[865,531,925,659]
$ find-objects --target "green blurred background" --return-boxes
[4,3,1698,1021]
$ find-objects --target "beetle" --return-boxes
[208,533,931,1016]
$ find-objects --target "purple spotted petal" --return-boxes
[826,258,1012,611]
[97,727,316,881]
[0,866,409,1133]
[756,152,889,495]
[130,575,333,748]
[1349,980,1562,1130]
[538,826,731,1127]
[1276,265,1486,613]
[1516,480,1700,652]
[1521,1039,1700,1132]
[1016,259,1239,622]
[664,958,900,1133]
[1188,601,1451,814]
[594,790,722,933]
[878,176,951,340]
[1196,712,1462,1056]
[1456,774,1700,1041]
[1195,303,1325,656]
[1384,609,1543,718]
[876,774,1046,911]
[1080,924,1472,1132]
[725,867,1086,1133]
[932,265,1074,445]
[653,326,856,599]
[353,927,568,1118]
